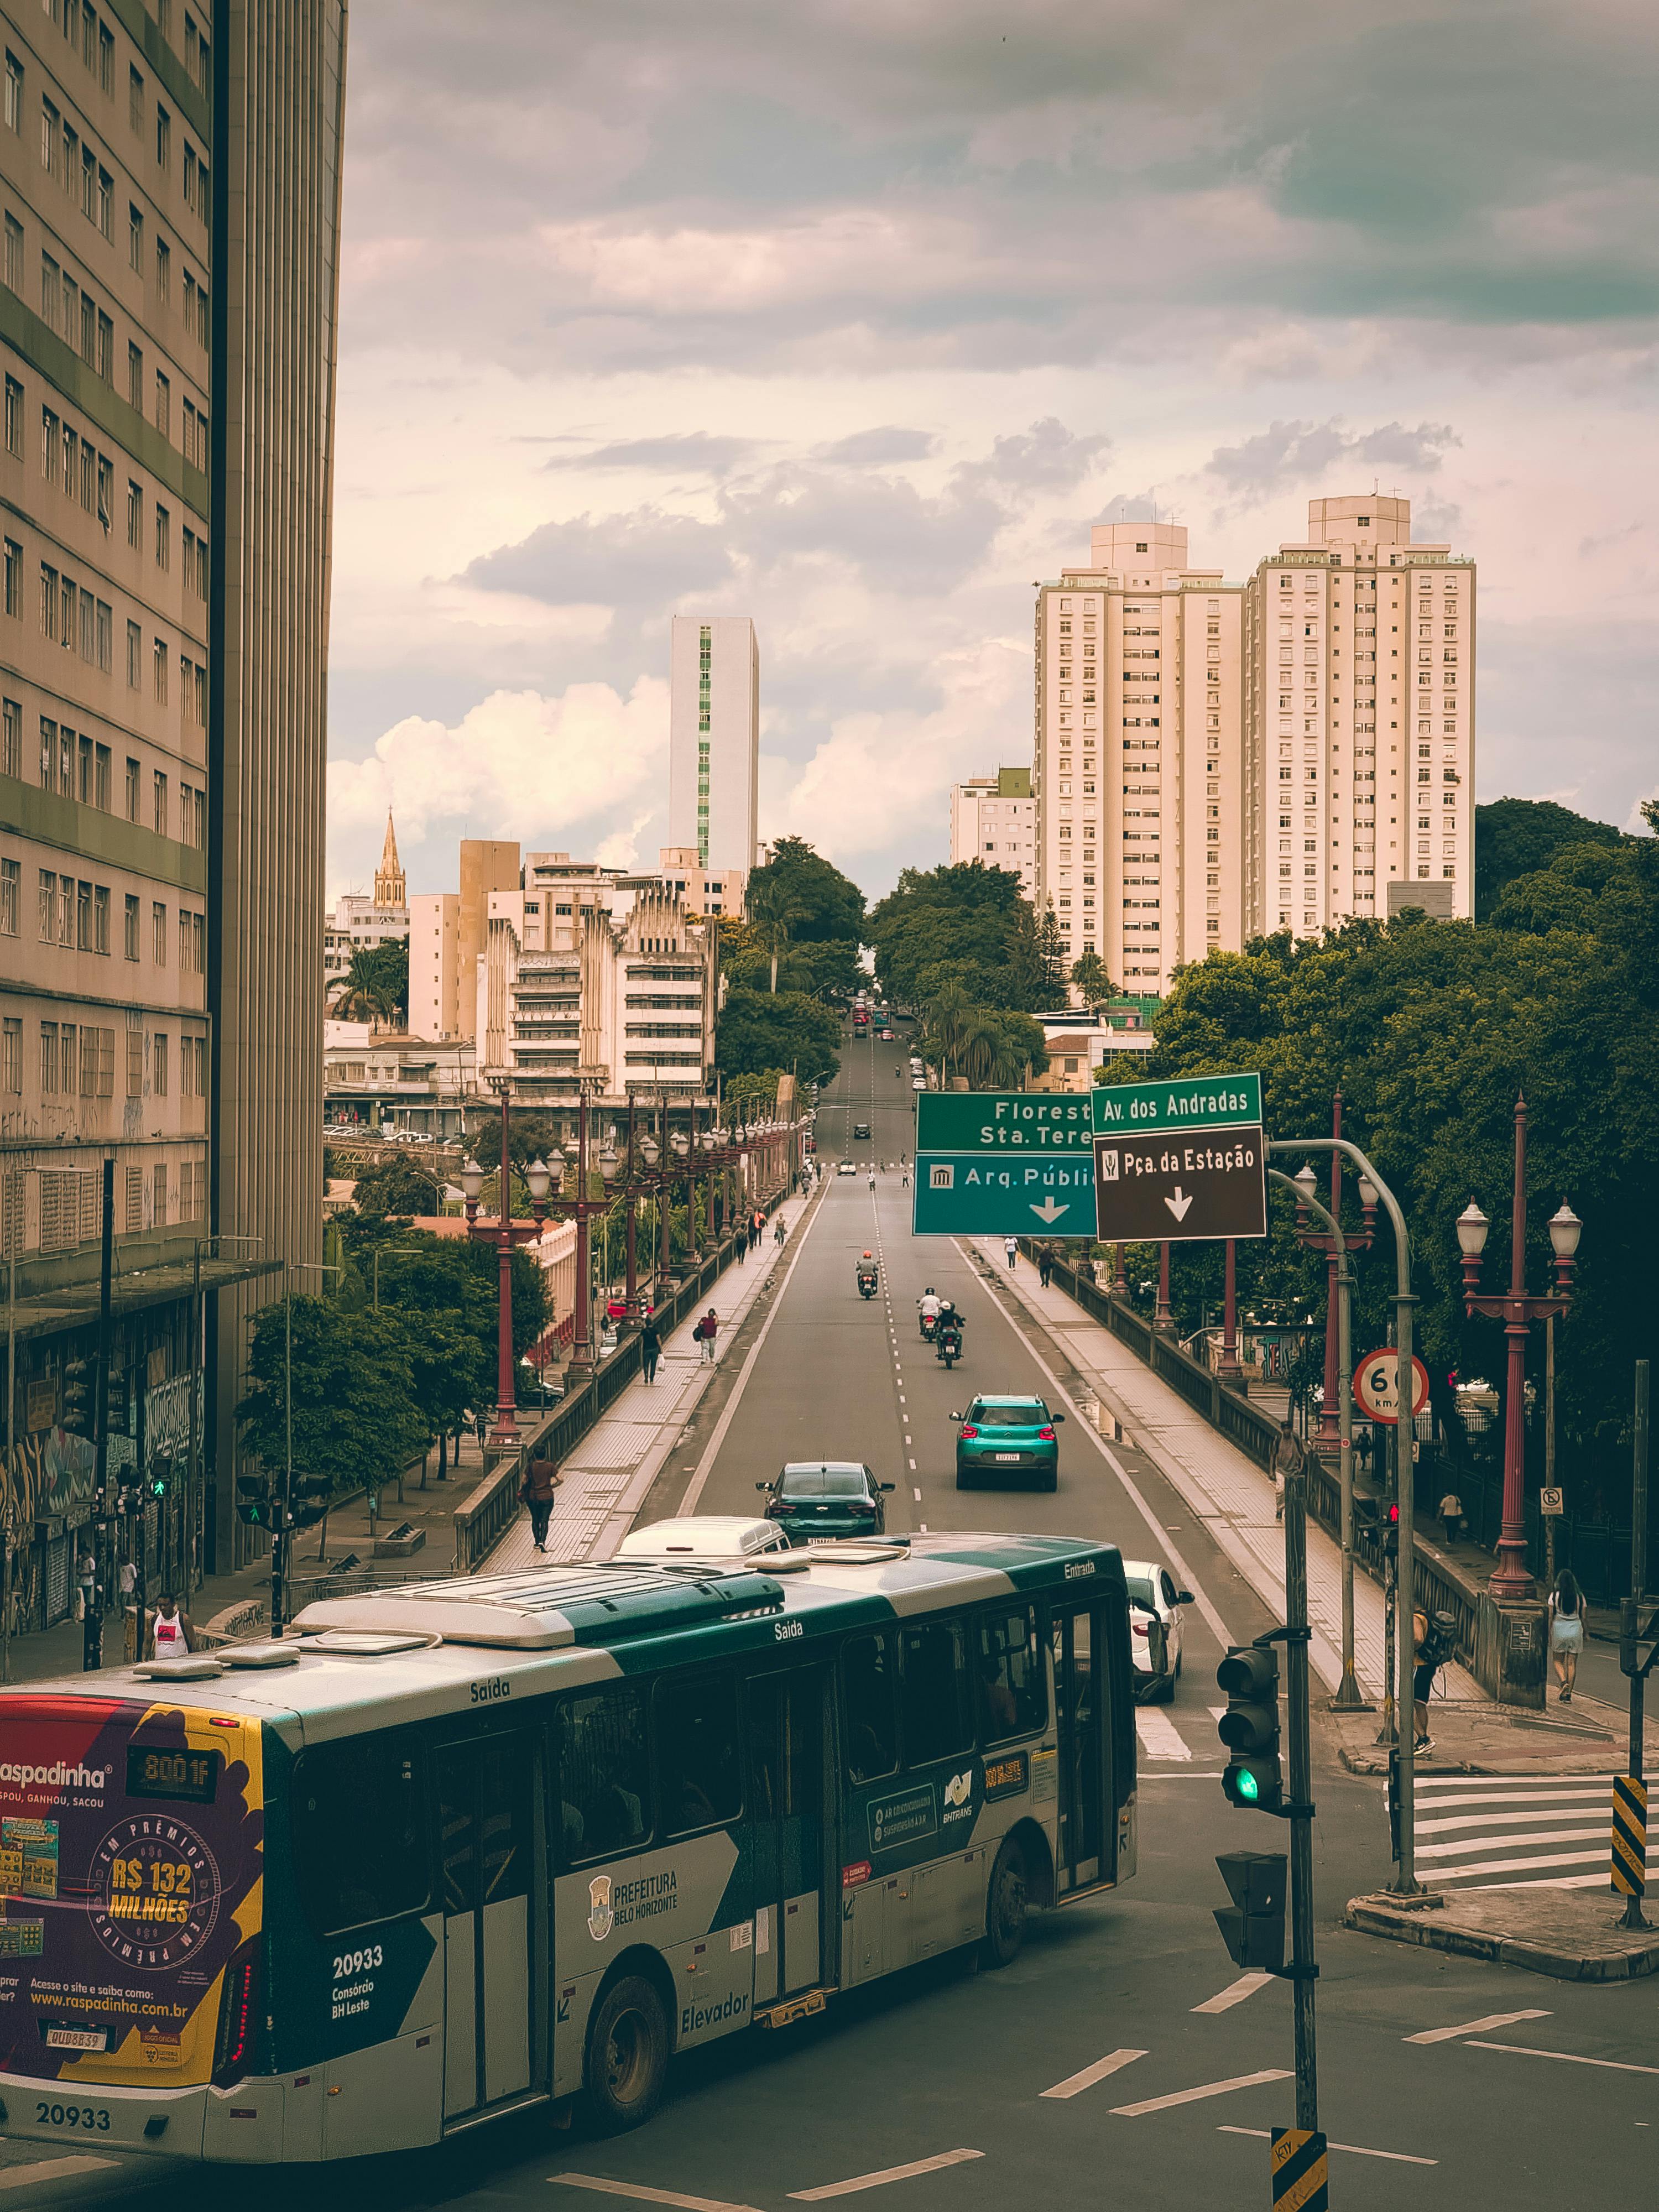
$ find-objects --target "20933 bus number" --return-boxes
[332,1944,383,1978]
[36,2102,111,2130]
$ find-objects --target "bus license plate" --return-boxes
[44,2026,108,2052]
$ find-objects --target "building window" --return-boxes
[152,639,167,703]
[129,66,143,135]
[152,901,166,963]
[127,340,142,410]
[39,1020,57,1095]
[126,617,140,687]
[4,53,20,137]
[152,1032,168,1097]
[123,890,139,959]
[128,201,142,272]
[0,1016,17,1095]
[2,213,18,294]
[154,502,170,570]
[153,769,168,833]
[1,539,17,619]
[155,103,170,174]
[0,855,15,935]
[93,883,108,953]
[2,374,18,459]
[1,698,16,779]
[154,370,169,437]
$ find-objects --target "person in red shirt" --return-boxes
[698,1308,719,1364]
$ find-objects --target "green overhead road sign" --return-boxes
[1091,1072,1262,1136]
[915,1092,1094,1154]
[912,1152,1096,1238]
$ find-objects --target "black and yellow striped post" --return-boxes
[1271,2126,1329,2210]
[1612,1775,1648,1899]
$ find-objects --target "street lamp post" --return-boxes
[1217,1239,1244,1386]
[1457,1094,1581,1600]
[1154,1239,1173,1334]
[458,1084,552,1446]
[542,1088,615,1373]
[1293,1097,1376,1455]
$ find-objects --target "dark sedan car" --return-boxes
[757,1461,895,1542]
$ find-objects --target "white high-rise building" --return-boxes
[950,769,1036,894]
[1031,501,1475,989]
[669,616,760,875]
[1244,497,1474,936]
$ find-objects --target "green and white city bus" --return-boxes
[0,1529,1135,2159]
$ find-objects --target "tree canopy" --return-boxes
[330,937,409,1024]
[868,862,1059,1015]
[716,985,842,1089]
[1474,797,1621,920]
[348,1148,441,1218]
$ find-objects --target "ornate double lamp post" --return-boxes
[1456,1094,1582,1599]
[458,1087,552,1448]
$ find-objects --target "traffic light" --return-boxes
[62,1358,93,1438]
[1384,1500,1400,1558]
[148,1451,174,1503]
[236,1475,274,1528]
[1385,1747,1402,1864]
[289,1476,331,1531]
[1214,1850,1287,1970]
[1217,1642,1283,1813]
[106,1375,129,1433]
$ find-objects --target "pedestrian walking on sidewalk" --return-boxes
[1269,1418,1307,1522]
[520,1453,561,1550]
[640,1316,662,1385]
[1438,1486,1464,1546]
[735,1229,747,1265]
[1004,1234,1018,1269]
[1547,1569,1586,1702]
[750,1212,763,1251]
[774,1217,786,1248]
[1037,1246,1054,1288]
[1411,1605,1454,1751]
[145,1594,195,1659]
[697,1308,719,1364]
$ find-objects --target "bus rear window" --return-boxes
[293,1734,429,1935]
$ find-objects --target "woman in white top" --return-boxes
[1547,1569,1585,1702]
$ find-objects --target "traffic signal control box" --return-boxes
[1217,1642,1284,1813]
[1214,1849,1287,1971]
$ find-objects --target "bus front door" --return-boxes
[1051,1601,1107,1893]
[744,1669,825,2002]
[437,1730,534,2120]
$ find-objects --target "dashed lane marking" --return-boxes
[1219,2128,1437,2167]
[1464,2042,1659,2076]
[1112,2069,1292,2118]
[1041,2048,1147,2099]
[551,2182,763,2212]
[1192,1973,1275,2014]
[0,2158,121,2190]
[788,2150,983,2199]
[1405,2009,1551,2044]
[912,1486,922,1500]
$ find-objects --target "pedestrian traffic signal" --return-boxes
[106,1375,129,1431]
[236,1475,274,1528]
[1214,1849,1287,1971]
[1217,1641,1284,1813]
[289,1475,331,1530]
[62,1358,93,1437]
[148,1451,173,1503]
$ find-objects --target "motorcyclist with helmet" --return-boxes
[918,1286,941,1340]
[855,1251,879,1298]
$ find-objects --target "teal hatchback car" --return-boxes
[952,1395,1064,1491]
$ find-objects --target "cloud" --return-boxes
[460,509,734,611]
[544,431,763,477]
[813,425,939,467]
[1206,418,1461,497]
[954,415,1111,495]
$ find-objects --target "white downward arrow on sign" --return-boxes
[1030,1197,1070,1224]
[1164,1187,1194,1223]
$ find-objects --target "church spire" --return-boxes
[374,810,406,908]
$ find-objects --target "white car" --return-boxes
[837,1159,857,1176]
[911,1076,926,1091]
[614,1516,789,1564]
[1121,1558,1193,1702]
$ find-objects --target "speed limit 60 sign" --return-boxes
[1353,1348,1430,1426]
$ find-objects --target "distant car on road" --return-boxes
[852,1121,872,1139]
[1121,1559,1193,1701]
[615,1516,790,1564]
[756,1461,895,1542]
[952,1395,1064,1492]
[912,1076,927,1091]
[836,1159,857,1176]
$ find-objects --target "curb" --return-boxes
[1338,1747,1614,1780]
[1344,1894,1659,1983]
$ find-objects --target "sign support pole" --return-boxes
[1624,1359,1650,1931]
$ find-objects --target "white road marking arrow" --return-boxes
[1030,1197,1070,1223]
[1164,1186,1195,1223]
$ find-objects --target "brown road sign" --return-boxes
[1093,1128,1266,1244]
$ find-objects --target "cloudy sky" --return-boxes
[324,0,1659,905]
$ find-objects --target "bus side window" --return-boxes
[976,1605,1046,1745]
[899,1620,971,1770]
[292,1731,430,1935]
[552,1684,653,1867]
[841,1631,898,1783]
[657,1674,742,1837]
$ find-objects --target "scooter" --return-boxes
[857,1271,878,1300]
[937,1324,962,1369]
[919,1308,939,1343]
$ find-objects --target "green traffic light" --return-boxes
[1235,1768,1260,1802]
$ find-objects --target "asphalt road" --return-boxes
[9,1024,1656,2210]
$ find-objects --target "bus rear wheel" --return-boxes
[584,1974,669,2133]
[980,1835,1028,1970]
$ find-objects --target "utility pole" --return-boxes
[83,1157,116,1672]
[1618,1360,1651,1929]
[1282,1452,1319,2133]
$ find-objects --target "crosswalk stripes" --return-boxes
[1134,1704,1219,1766]
[1412,1771,1659,1891]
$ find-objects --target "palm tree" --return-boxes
[745,874,807,993]
[924,982,973,1078]
[330,948,397,1029]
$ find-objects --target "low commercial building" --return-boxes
[323,1021,477,1138]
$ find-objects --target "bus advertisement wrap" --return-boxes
[0,1698,263,2089]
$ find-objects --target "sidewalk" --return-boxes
[489,1192,821,1570]
[973,1239,1481,1711]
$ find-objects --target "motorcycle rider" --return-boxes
[937,1304,963,1361]
[855,1250,879,1293]
[918,1286,941,1338]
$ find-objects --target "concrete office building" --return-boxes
[950,768,1036,896]
[408,837,521,1045]
[668,614,759,875]
[1031,502,1474,994]
[0,3,348,1613]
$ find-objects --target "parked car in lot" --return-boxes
[755,1461,895,1541]
[615,1515,790,1564]
[1121,1559,1193,1700]
[952,1395,1063,1491]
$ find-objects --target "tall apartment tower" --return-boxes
[1033,522,1245,992]
[668,614,759,875]
[1243,497,1474,935]
[0,4,348,1605]
[949,768,1036,896]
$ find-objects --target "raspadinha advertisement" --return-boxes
[0,1696,263,2087]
